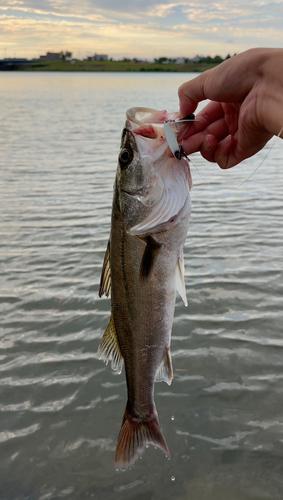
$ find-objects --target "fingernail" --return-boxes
[203,134,216,151]
[203,136,212,151]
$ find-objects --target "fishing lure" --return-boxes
[164,114,195,161]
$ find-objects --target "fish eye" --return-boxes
[119,148,133,169]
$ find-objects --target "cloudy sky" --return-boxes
[1,0,283,60]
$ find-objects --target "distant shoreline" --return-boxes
[1,60,219,73]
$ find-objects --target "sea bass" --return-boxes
[98,107,192,470]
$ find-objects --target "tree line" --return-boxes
[154,54,234,64]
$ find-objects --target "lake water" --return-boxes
[1,72,283,500]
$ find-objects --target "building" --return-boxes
[39,52,62,61]
[89,53,108,61]
[175,58,186,64]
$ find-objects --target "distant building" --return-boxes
[39,52,62,61]
[175,57,186,64]
[89,53,108,61]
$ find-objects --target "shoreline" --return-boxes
[1,60,219,72]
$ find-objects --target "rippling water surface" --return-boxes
[1,72,283,500]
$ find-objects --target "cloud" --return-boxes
[2,0,143,20]
[0,3,114,22]
[147,2,180,17]
[0,0,283,59]
[181,0,283,24]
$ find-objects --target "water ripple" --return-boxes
[0,424,40,443]
[1,72,283,499]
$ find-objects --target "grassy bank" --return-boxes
[21,60,218,72]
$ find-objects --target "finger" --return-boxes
[200,135,239,169]
[180,102,225,141]
[180,101,239,143]
[178,72,210,117]
[167,132,218,160]
[181,117,233,155]
[199,135,218,163]
[213,135,237,169]
[178,52,259,118]
[196,100,225,124]
[201,131,271,170]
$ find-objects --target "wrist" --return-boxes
[256,49,283,137]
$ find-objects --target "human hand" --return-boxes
[177,48,283,169]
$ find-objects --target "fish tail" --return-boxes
[115,405,170,470]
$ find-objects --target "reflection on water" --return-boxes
[1,72,283,499]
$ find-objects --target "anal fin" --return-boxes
[97,314,123,374]
[155,348,173,385]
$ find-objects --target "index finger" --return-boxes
[178,71,210,117]
[179,101,225,141]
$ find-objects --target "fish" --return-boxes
[98,107,192,470]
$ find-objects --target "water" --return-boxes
[1,72,283,499]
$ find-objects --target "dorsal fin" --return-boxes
[175,254,187,306]
[97,314,123,374]
[99,240,111,297]
[155,349,173,385]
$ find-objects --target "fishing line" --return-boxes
[188,135,278,191]
[179,120,283,190]
[165,118,282,190]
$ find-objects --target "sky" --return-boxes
[1,0,283,60]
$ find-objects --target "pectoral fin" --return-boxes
[155,349,173,385]
[99,240,111,298]
[140,236,162,279]
[175,254,187,306]
[97,314,123,374]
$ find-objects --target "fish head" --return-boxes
[115,107,192,235]
[116,127,152,202]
